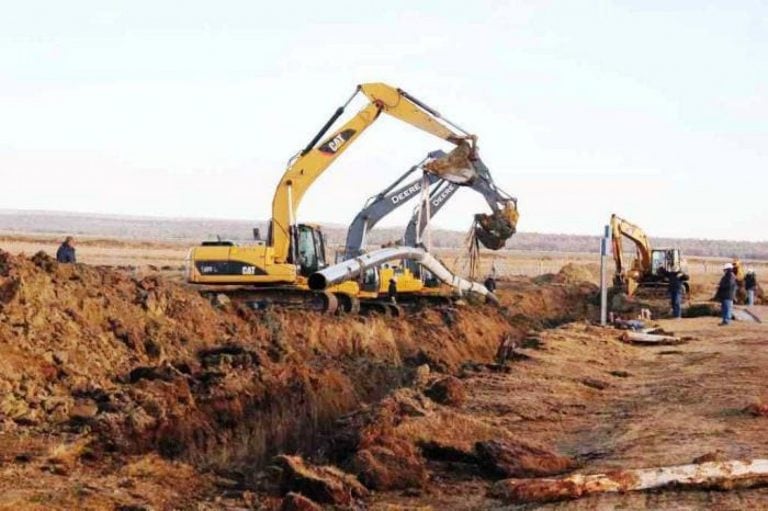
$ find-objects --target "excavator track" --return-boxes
[359,301,403,317]
[196,286,339,314]
[333,293,361,314]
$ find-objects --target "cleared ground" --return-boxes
[372,312,768,509]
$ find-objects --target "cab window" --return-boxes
[297,226,318,274]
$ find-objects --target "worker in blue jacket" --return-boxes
[56,236,76,263]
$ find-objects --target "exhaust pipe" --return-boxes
[308,246,499,305]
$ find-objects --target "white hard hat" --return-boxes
[723,263,733,270]
[748,268,755,273]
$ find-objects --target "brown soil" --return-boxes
[366,317,768,510]
[6,249,765,510]
[0,251,596,509]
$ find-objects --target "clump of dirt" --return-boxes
[272,454,368,506]
[475,439,575,478]
[424,376,466,406]
[326,385,575,492]
[534,263,599,286]
[744,402,768,417]
[0,250,598,508]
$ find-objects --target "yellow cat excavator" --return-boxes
[610,214,689,297]
[187,83,503,312]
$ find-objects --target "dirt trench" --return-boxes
[0,251,598,509]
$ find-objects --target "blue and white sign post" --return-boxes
[600,225,611,326]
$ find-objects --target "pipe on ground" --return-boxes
[491,459,768,504]
[307,246,498,305]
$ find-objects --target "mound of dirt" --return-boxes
[0,250,598,508]
[534,263,599,286]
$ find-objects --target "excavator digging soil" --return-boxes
[474,203,519,250]
[610,213,689,298]
[187,82,504,313]
[340,148,518,302]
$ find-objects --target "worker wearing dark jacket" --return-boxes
[484,276,497,293]
[56,236,76,263]
[715,263,737,325]
[667,270,685,319]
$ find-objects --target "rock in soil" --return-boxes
[280,492,323,511]
[273,455,368,506]
[744,402,768,417]
[475,439,575,479]
[69,398,99,421]
[424,376,466,406]
[352,436,428,490]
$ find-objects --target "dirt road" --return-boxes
[372,316,768,510]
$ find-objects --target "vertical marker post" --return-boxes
[600,225,610,326]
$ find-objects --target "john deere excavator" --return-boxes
[341,150,517,298]
[610,214,689,296]
[187,83,487,312]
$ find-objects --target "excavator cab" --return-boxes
[651,249,682,275]
[292,224,328,277]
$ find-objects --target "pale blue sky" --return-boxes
[1,1,766,240]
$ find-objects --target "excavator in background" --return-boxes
[186,83,487,312]
[341,150,517,298]
[610,214,689,297]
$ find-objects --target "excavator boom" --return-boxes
[344,153,517,258]
[610,214,652,276]
[271,83,475,265]
[343,150,447,259]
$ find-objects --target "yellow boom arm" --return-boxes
[610,214,652,276]
[270,83,474,264]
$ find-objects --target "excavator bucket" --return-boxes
[422,141,477,184]
[474,202,519,250]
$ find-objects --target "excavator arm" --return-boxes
[342,152,517,261]
[343,150,447,259]
[404,156,517,248]
[610,214,652,277]
[270,83,475,264]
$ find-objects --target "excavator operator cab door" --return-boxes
[295,224,327,277]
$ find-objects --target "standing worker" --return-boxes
[745,269,758,306]
[716,263,737,325]
[666,269,686,319]
[56,236,76,263]
[388,277,398,304]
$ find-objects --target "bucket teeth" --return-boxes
[475,204,518,250]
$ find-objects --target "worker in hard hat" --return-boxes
[715,263,737,325]
[745,269,758,306]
